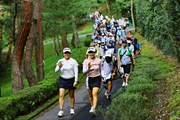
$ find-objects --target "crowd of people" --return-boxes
[55,11,142,118]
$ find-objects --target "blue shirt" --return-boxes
[135,43,142,50]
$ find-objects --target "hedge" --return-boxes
[103,76,157,120]
[0,79,58,120]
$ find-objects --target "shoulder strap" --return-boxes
[122,50,127,57]
[126,46,131,56]
[119,48,126,56]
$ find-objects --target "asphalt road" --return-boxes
[34,75,122,120]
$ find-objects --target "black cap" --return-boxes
[127,38,132,41]
[122,40,127,43]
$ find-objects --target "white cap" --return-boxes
[94,39,98,43]
[87,47,96,53]
[127,40,131,43]
[63,47,71,53]
[105,51,112,57]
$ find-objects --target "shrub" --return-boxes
[84,35,92,47]
[105,93,150,120]
[0,79,58,120]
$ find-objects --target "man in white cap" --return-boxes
[101,51,117,100]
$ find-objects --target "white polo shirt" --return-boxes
[55,58,78,81]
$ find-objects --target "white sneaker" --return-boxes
[122,82,126,87]
[57,110,64,117]
[89,107,96,115]
[89,106,93,113]
[70,109,75,115]
[125,83,128,86]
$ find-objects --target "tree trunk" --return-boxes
[74,29,81,48]
[53,33,59,56]
[72,19,81,48]
[106,0,111,14]
[0,2,3,62]
[61,30,69,49]
[36,0,44,82]
[25,0,39,86]
[56,34,61,52]
[71,33,76,48]
[12,0,33,93]
[13,0,18,45]
[25,21,37,86]
[131,0,135,31]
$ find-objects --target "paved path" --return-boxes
[34,75,122,120]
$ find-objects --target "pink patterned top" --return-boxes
[83,58,101,78]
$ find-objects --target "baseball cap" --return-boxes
[127,40,131,43]
[87,47,96,53]
[122,40,127,44]
[63,47,71,53]
[105,51,112,57]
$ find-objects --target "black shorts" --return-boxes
[102,76,113,84]
[88,76,101,89]
[122,64,131,74]
[58,77,76,90]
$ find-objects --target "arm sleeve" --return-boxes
[55,65,60,72]
[83,60,89,74]
[74,64,78,81]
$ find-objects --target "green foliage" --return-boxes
[42,0,97,39]
[0,79,58,119]
[104,93,150,120]
[168,73,180,120]
[134,0,180,61]
[84,35,92,47]
[114,0,131,17]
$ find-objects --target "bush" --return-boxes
[105,93,149,120]
[0,79,58,120]
[84,35,92,47]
